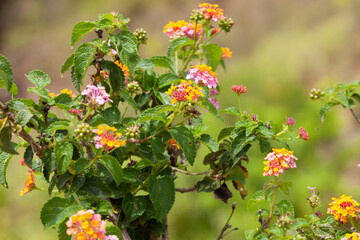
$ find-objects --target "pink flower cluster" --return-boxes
[263,148,298,177]
[81,85,112,108]
[163,20,203,40]
[299,127,309,140]
[232,85,247,95]
[186,64,218,89]
[286,117,295,126]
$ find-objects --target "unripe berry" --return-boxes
[307,195,321,208]
[309,88,324,100]
[125,125,141,140]
[276,213,294,228]
[219,17,234,33]
[133,28,148,45]
[190,9,205,22]
[74,123,92,142]
[126,81,141,95]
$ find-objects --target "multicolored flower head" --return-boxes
[286,117,295,126]
[222,47,232,58]
[165,80,204,104]
[198,3,225,22]
[342,232,360,240]
[232,85,247,95]
[186,64,218,89]
[92,125,126,152]
[114,60,130,77]
[81,85,113,108]
[66,209,106,240]
[299,127,309,140]
[69,109,82,116]
[163,20,203,40]
[20,169,35,196]
[327,195,360,224]
[167,138,180,150]
[49,89,75,98]
[263,148,298,177]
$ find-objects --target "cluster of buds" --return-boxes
[309,88,325,100]
[219,17,234,33]
[74,123,93,142]
[124,125,141,140]
[184,105,202,119]
[133,28,148,45]
[232,85,247,95]
[276,212,294,228]
[307,187,321,208]
[126,81,141,95]
[189,9,205,22]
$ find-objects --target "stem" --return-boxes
[275,125,289,137]
[120,103,129,122]
[175,51,178,74]
[268,180,278,221]
[349,109,360,124]
[175,185,197,193]
[217,202,237,240]
[72,193,84,208]
[237,95,242,116]
[81,109,92,124]
[171,166,209,176]
[180,32,205,73]
[349,217,360,232]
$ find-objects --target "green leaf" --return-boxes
[167,37,194,58]
[169,125,196,165]
[70,66,81,91]
[15,110,33,127]
[136,58,154,70]
[55,142,73,175]
[0,126,18,155]
[101,60,125,93]
[99,155,123,186]
[276,200,295,218]
[58,220,71,240]
[0,149,12,188]
[245,229,256,240]
[148,175,175,220]
[0,54,13,91]
[74,158,89,174]
[46,120,70,135]
[259,137,271,153]
[26,70,51,88]
[23,145,33,167]
[122,194,147,222]
[95,18,113,29]
[143,69,156,91]
[203,43,223,71]
[80,176,112,198]
[230,132,256,159]
[105,226,122,239]
[320,102,337,120]
[254,233,270,240]
[157,73,180,88]
[258,125,274,139]
[218,127,234,141]
[220,107,241,117]
[100,107,121,125]
[69,175,86,195]
[134,159,156,170]
[0,76,18,96]
[247,190,267,209]
[96,200,113,215]
[136,105,174,123]
[199,134,219,152]
[61,54,74,75]
[74,43,95,84]
[150,56,175,73]
[198,100,222,120]
[40,197,82,230]
[71,21,96,47]
[119,90,138,110]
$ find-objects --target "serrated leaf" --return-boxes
[0,54,13,91]
[15,110,33,127]
[157,73,180,88]
[55,142,73,175]
[218,127,234,142]
[71,21,96,47]
[0,126,18,155]
[230,132,256,159]
[80,176,112,198]
[259,137,271,153]
[258,125,274,139]
[119,90,138,110]
[46,121,70,135]
[96,200,113,215]
[122,194,147,222]
[245,229,256,240]
[143,69,156,91]
[100,107,121,125]
[40,197,82,229]
[101,60,125,93]
[220,107,242,117]
[0,76,18,96]
[61,54,74,75]
[95,18,113,29]
[70,66,81,91]
[203,43,223,71]
[150,56,175,73]
[136,104,174,123]
[320,102,337,121]
[26,70,51,88]
[276,200,295,219]
[148,175,175,220]
[169,125,196,165]
[74,43,95,84]
[136,58,154,70]
[0,149,12,188]
[199,134,219,152]
[167,37,194,58]
[99,155,123,186]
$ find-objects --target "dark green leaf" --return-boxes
[136,58,154,70]
[55,142,73,175]
[74,43,95,84]
[120,90,138,110]
[203,43,223,71]
[0,149,12,188]
[80,176,112,198]
[26,70,51,88]
[258,125,274,139]
[143,69,156,91]
[58,220,71,240]
[100,107,121,125]
[71,21,96,47]
[259,137,271,153]
[320,102,337,120]
[61,54,74,75]
[220,107,241,117]
[15,110,33,127]
[46,121,70,135]
[122,194,147,222]
[24,145,33,167]
[96,200,113,215]
[230,132,256,159]
[218,127,234,141]
[70,66,81,91]
[150,56,175,72]
[0,54,13,92]
[74,158,89,174]
[105,226,122,239]
[199,134,219,152]
[157,73,180,88]
[167,37,194,58]
[101,60,125,93]
[169,126,196,165]
[148,175,175,220]
[99,155,123,186]
[0,126,18,155]
[69,175,86,195]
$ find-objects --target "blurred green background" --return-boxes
[1,0,360,239]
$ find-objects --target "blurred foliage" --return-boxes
[0,0,360,239]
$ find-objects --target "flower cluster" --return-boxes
[232,85,247,95]
[166,80,204,105]
[66,210,107,240]
[263,148,298,177]
[20,169,35,196]
[93,125,126,152]
[114,60,130,77]
[81,85,112,108]
[69,108,82,116]
[327,195,360,224]
[342,232,360,240]
[186,64,218,89]
[198,3,224,22]
[286,117,295,126]
[222,47,232,58]
[163,20,202,39]
[299,127,309,140]
[49,88,75,98]
[167,138,180,150]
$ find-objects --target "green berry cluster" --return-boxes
[133,28,148,45]
[219,17,234,33]
[307,195,321,208]
[126,81,141,95]
[124,125,141,139]
[276,213,294,228]
[309,88,325,100]
[190,9,205,22]
[74,123,93,141]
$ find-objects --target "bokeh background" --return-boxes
[1,0,360,239]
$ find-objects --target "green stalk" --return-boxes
[237,95,242,117]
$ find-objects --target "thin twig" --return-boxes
[350,109,360,124]
[175,185,197,193]
[127,136,152,144]
[171,166,209,176]
[217,202,238,240]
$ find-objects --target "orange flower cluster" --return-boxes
[263,148,298,177]
[49,89,75,98]
[92,125,126,152]
[343,232,360,240]
[327,195,360,223]
[20,169,35,196]
[198,3,224,22]
[66,210,106,240]
[165,80,204,105]
[163,20,202,39]
[221,47,232,58]
[114,60,130,77]
[167,138,180,150]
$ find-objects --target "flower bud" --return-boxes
[124,125,141,140]
[133,28,148,45]
[219,17,234,33]
[276,213,294,228]
[309,88,324,100]
[126,81,141,95]
[190,9,205,22]
[74,123,93,142]
[307,186,321,208]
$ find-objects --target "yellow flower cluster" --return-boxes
[49,88,75,98]
[344,232,360,240]
[165,80,204,105]
[327,195,360,223]
[114,60,130,77]
[20,170,35,196]
[199,3,224,22]
[221,47,232,58]
[163,20,202,39]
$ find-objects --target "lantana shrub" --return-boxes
[0,3,359,240]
